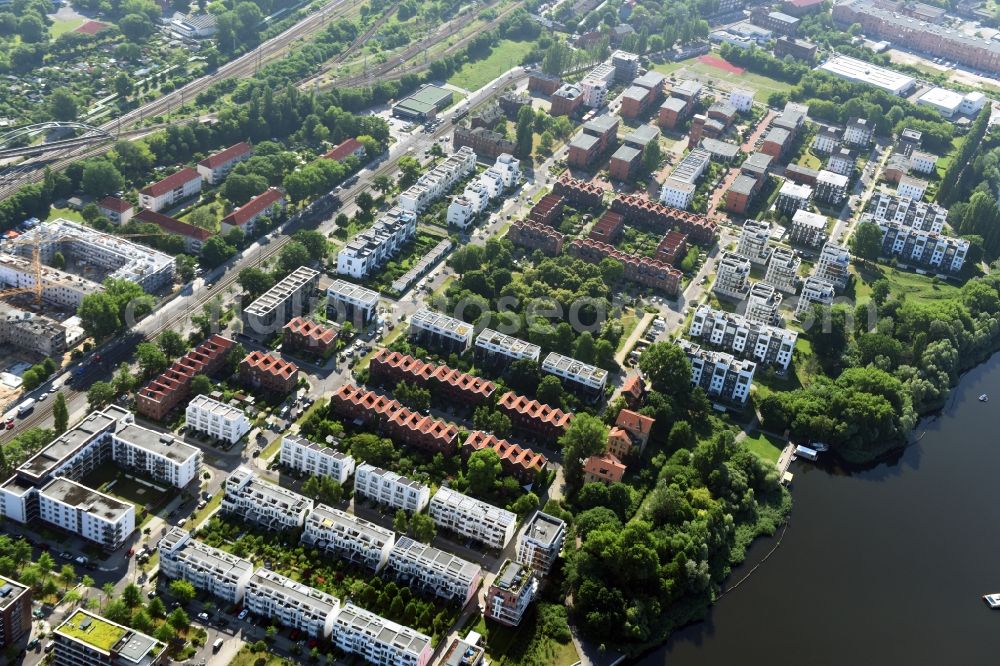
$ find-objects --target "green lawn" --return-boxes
[742,432,784,464]
[50,17,84,39]
[653,57,796,97]
[47,206,86,223]
[227,647,296,666]
[448,39,537,91]
[852,264,961,304]
[471,615,579,666]
[59,611,126,651]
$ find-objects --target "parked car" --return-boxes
[238,609,249,620]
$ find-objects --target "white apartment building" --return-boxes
[541,352,608,398]
[280,435,356,485]
[865,192,946,233]
[517,511,566,574]
[485,559,538,627]
[909,150,937,175]
[775,181,813,214]
[812,126,840,154]
[399,147,476,213]
[795,275,836,317]
[745,282,782,325]
[789,209,828,248]
[729,88,754,112]
[387,537,482,604]
[139,167,202,212]
[475,329,542,365]
[185,394,250,444]
[159,528,254,604]
[0,254,99,310]
[659,178,697,210]
[876,222,968,273]
[429,486,518,550]
[302,503,395,572]
[897,175,928,201]
[245,569,341,639]
[815,170,849,206]
[111,423,202,489]
[713,252,752,299]
[337,208,418,278]
[354,463,430,514]
[680,340,756,405]
[814,242,851,290]
[326,279,379,326]
[689,305,797,370]
[242,265,320,339]
[221,467,313,531]
[580,63,615,107]
[448,154,520,228]
[196,142,252,185]
[843,117,874,146]
[333,603,432,666]
[39,478,134,551]
[736,219,773,265]
[758,243,798,294]
[409,308,474,353]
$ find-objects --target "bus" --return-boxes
[17,398,35,418]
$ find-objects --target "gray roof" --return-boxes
[583,114,619,135]
[660,97,688,113]
[700,138,740,159]
[570,133,600,151]
[612,145,642,163]
[633,71,665,89]
[115,423,199,464]
[624,124,659,147]
[730,174,759,195]
[40,477,132,522]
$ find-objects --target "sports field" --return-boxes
[653,54,796,97]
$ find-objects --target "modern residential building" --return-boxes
[447,154,520,228]
[197,142,252,184]
[438,635,486,666]
[0,575,31,649]
[611,50,641,81]
[897,175,928,201]
[516,511,566,574]
[462,431,546,484]
[725,174,761,215]
[817,53,916,95]
[241,265,320,339]
[0,303,67,358]
[815,170,849,206]
[843,117,875,146]
[337,207,417,278]
[388,537,482,604]
[541,352,608,399]
[475,329,541,367]
[137,335,234,421]
[864,192,946,232]
[283,317,338,357]
[485,560,538,627]
[790,209,828,248]
[745,282,783,325]
[736,219,773,266]
[354,463,430,514]
[795,275,837,317]
[302,503,395,572]
[326,279,380,327]
[220,187,286,237]
[110,423,202,489]
[658,96,689,129]
[185,394,250,444]
[761,127,791,159]
[814,242,852,289]
[158,528,254,605]
[876,222,969,273]
[680,340,756,405]
[332,603,432,666]
[497,392,573,441]
[713,252,751,299]
[409,308,473,353]
[729,88,754,112]
[53,610,167,666]
[549,83,584,116]
[280,435,355,484]
[609,145,642,181]
[244,569,341,639]
[775,181,813,214]
[812,126,841,154]
[658,178,697,210]
[39,478,135,552]
[221,467,313,531]
[239,351,299,394]
[139,167,202,212]
[400,147,476,213]
[910,150,937,175]
[429,486,518,550]
[765,246,801,294]
[689,305,797,370]
[827,146,857,177]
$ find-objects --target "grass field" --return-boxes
[228,647,295,666]
[852,264,961,304]
[471,616,579,666]
[47,206,86,223]
[448,39,536,91]
[50,17,85,39]
[742,431,784,464]
[653,57,796,96]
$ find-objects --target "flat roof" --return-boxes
[18,406,129,480]
[818,55,915,95]
[327,279,379,306]
[522,511,565,547]
[624,124,659,146]
[115,422,199,464]
[0,575,28,611]
[570,133,600,151]
[396,85,452,113]
[700,138,740,158]
[41,477,133,522]
[730,174,758,195]
[779,181,813,198]
[918,86,964,111]
[792,209,828,228]
[612,145,641,162]
[249,568,340,614]
[493,559,531,594]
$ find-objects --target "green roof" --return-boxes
[395,85,453,115]
[57,611,127,653]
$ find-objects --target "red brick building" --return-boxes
[589,211,625,244]
[528,194,565,228]
[497,392,573,441]
[724,175,760,215]
[528,72,562,95]
[621,85,655,119]
[136,335,235,421]
[507,219,566,256]
[568,238,682,294]
[239,351,299,394]
[658,97,688,129]
[567,133,601,169]
[368,349,496,407]
[656,230,689,266]
[550,84,584,116]
[610,194,717,245]
[608,145,641,182]
[283,317,337,357]
[553,176,605,209]
[463,431,547,483]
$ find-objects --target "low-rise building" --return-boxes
[815,242,852,289]
[659,178,697,210]
[0,303,67,358]
[323,137,366,162]
[475,329,542,367]
[280,435,356,485]
[765,246,801,294]
[54,610,167,666]
[409,308,473,353]
[541,352,608,399]
[582,452,626,484]
[134,209,211,255]
[485,560,538,627]
[607,408,655,458]
[909,150,937,175]
[497,392,573,441]
[241,265,320,339]
[221,467,313,531]
[568,238,682,295]
[438,635,486,666]
[680,340,756,405]
[790,209,828,247]
[737,219,773,266]
[463,431,546,483]
[453,126,517,160]
[332,603,432,666]
[729,88,754,112]
[185,394,250,444]
[658,97,689,129]
[354,463,430,513]
[220,187,286,237]
[725,174,761,215]
[429,486,518,550]
[197,142,252,184]
[400,147,477,213]
[388,537,481,604]
[136,335,234,421]
[97,196,134,225]
[507,219,565,256]
[761,127,791,159]
[239,351,299,394]
[326,279,379,327]
[516,511,566,575]
[775,181,812,214]
[609,145,642,181]
[245,569,341,639]
[897,175,928,201]
[795,275,837,317]
[877,222,968,273]
[621,85,656,118]
[774,35,818,60]
[283,316,337,357]
[329,385,460,455]
[713,252,751,299]
[139,167,201,212]
[690,305,797,371]
[159,528,254,604]
[550,83,584,116]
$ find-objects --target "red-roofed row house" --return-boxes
[497,392,573,442]
[323,138,366,162]
[568,238,681,295]
[139,167,202,213]
[283,317,338,357]
[553,176,605,209]
[463,431,547,483]
[368,349,496,407]
[611,193,717,245]
[136,335,235,420]
[221,187,286,237]
[134,209,211,254]
[507,219,565,256]
[239,351,299,394]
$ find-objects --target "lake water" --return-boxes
[640,354,1000,665]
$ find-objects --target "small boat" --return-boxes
[983,593,1000,608]
[810,442,830,452]
[795,445,819,461]
[980,394,989,402]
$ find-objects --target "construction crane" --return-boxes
[0,229,177,307]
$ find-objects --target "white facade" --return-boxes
[909,151,937,175]
[815,242,852,289]
[221,467,313,531]
[409,308,473,352]
[729,88,754,112]
[736,219,773,266]
[354,463,430,514]
[185,394,250,444]
[337,208,417,278]
[580,77,610,108]
[245,569,341,639]
[333,603,432,666]
[159,528,254,604]
[713,252,752,299]
[960,91,986,116]
[242,265,320,339]
[541,352,608,395]
[39,478,134,551]
[447,154,520,228]
[388,537,482,604]
[876,222,969,273]
[139,169,202,212]
[399,147,476,213]
[812,127,840,154]
[475,329,541,365]
[111,423,202,489]
[689,305,797,370]
[429,486,518,550]
[865,192,945,233]
[680,340,756,405]
[659,178,696,209]
[764,246,801,294]
[326,279,379,325]
[745,282,782,325]
[516,511,566,574]
[843,118,873,146]
[302,503,395,572]
[795,275,836,317]
[897,176,928,201]
[280,435,356,485]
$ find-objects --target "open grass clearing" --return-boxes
[742,431,784,464]
[448,39,537,91]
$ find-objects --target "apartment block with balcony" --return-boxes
[354,463,430,514]
[789,209,828,248]
[110,423,202,489]
[713,252,751,299]
[244,569,341,639]
[865,192,946,232]
[332,603,432,666]
[541,352,608,399]
[764,246,801,294]
[221,467,313,531]
[302,503,395,572]
[485,560,538,627]
[388,537,482,604]
[158,527,254,605]
[516,511,566,575]
[185,394,250,444]
[0,575,31,649]
[39,478,134,552]
[795,275,836,317]
[689,305,797,370]
[241,266,320,340]
[429,486,518,550]
[399,147,476,213]
[680,340,756,405]
[736,219,773,266]
[280,435,356,485]
[326,279,380,327]
[409,308,473,353]
[54,610,167,666]
[337,208,417,279]
[474,329,541,368]
[815,242,852,290]
[745,282,782,325]
[877,222,968,273]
